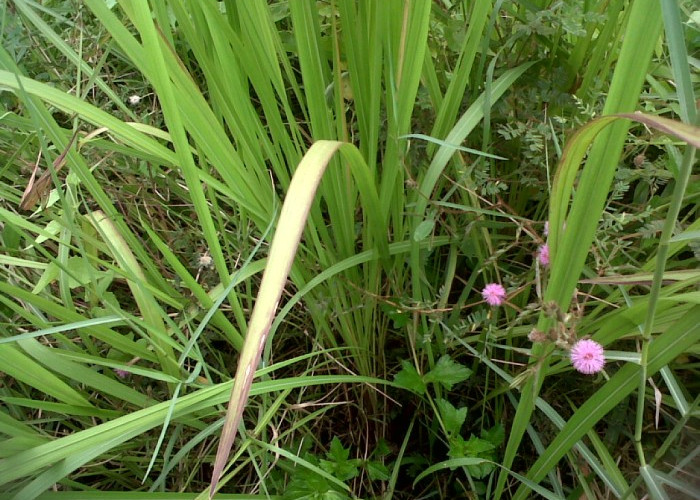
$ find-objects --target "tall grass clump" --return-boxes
[0,1,698,499]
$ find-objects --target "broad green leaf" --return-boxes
[481,423,505,447]
[393,360,427,395]
[436,398,468,436]
[320,438,360,482]
[327,437,351,463]
[366,461,390,481]
[424,355,472,390]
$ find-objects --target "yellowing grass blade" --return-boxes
[87,210,179,386]
[209,140,386,496]
[550,112,700,258]
[616,112,700,147]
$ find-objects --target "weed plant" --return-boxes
[0,1,698,499]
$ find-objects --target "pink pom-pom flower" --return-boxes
[570,339,605,375]
[482,283,507,306]
[537,244,549,267]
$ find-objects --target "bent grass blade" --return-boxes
[209,140,386,496]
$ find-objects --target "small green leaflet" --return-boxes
[394,355,472,394]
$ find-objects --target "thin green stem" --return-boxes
[635,127,697,464]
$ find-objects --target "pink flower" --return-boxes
[482,283,507,306]
[543,221,549,237]
[537,244,549,266]
[114,369,130,378]
[570,339,605,375]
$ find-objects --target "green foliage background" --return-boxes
[0,1,697,499]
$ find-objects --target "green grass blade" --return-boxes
[660,0,697,124]
[428,0,492,150]
[0,344,91,407]
[0,316,123,344]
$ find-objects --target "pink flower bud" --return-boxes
[570,339,605,375]
[482,283,507,306]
